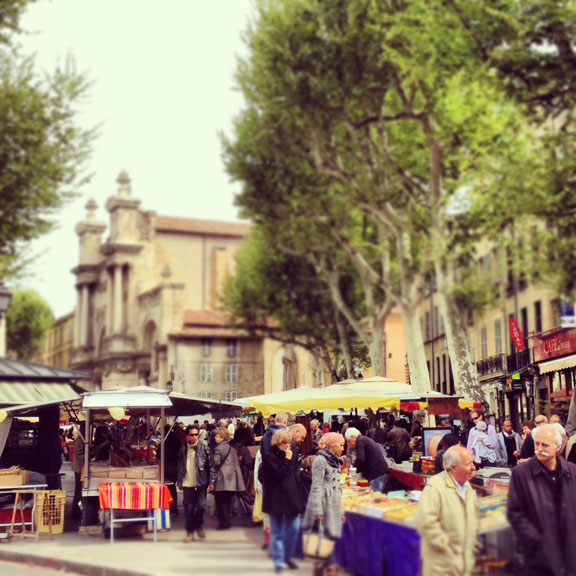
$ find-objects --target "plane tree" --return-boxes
[0,0,95,278]
[225,0,538,399]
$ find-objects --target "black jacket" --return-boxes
[260,445,304,516]
[507,456,576,576]
[354,435,389,481]
[176,441,213,489]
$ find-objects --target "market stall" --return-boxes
[335,478,511,576]
[80,386,243,528]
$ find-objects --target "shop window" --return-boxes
[200,363,213,382]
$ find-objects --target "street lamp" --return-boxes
[0,282,12,357]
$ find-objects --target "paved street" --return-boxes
[0,559,83,575]
[0,461,320,576]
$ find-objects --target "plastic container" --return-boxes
[35,490,65,534]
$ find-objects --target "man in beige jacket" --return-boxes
[415,445,479,576]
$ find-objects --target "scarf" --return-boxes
[318,447,341,469]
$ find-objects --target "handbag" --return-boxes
[252,491,263,524]
[303,521,335,563]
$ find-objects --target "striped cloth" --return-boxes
[98,482,173,510]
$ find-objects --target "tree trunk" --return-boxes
[435,265,485,403]
[400,304,431,394]
[369,313,387,377]
[335,311,353,379]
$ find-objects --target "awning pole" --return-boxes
[83,408,91,492]
[160,407,165,484]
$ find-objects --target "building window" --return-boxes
[521,307,529,349]
[225,364,238,383]
[534,301,542,333]
[199,390,213,399]
[433,306,439,338]
[424,311,431,341]
[200,363,213,382]
[226,339,237,357]
[225,390,238,401]
[201,338,212,357]
[481,326,488,360]
[494,318,502,355]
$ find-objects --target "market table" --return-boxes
[334,511,420,576]
[334,507,512,576]
[388,468,428,491]
[97,482,173,544]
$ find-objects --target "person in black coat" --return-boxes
[345,427,390,493]
[508,424,576,576]
[260,428,305,573]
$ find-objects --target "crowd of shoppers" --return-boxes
[150,403,576,576]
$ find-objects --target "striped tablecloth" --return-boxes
[98,482,173,510]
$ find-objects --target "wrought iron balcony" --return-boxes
[506,349,533,373]
[476,354,506,376]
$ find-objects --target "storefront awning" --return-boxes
[539,354,576,374]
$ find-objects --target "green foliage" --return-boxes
[6,288,53,360]
[221,228,368,378]
[0,1,95,278]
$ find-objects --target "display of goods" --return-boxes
[357,479,370,487]
[421,458,435,475]
[383,502,419,523]
[341,491,373,511]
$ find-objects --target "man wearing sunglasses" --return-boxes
[466,410,498,466]
[177,424,214,542]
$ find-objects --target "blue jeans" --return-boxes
[269,513,300,569]
[370,473,389,493]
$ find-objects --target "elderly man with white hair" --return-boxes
[507,424,576,576]
[415,445,478,576]
[344,427,389,493]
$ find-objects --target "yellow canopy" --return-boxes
[243,386,401,418]
[458,399,475,410]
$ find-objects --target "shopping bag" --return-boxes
[303,522,335,563]
[252,491,263,524]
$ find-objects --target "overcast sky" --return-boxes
[17,0,256,318]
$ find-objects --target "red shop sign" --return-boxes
[509,318,524,351]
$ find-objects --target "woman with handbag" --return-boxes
[260,428,305,573]
[209,427,245,530]
[302,432,346,576]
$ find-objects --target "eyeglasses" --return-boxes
[188,433,199,437]
[471,416,479,421]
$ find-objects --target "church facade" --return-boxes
[70,171,318,398]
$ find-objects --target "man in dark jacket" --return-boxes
[507,424,576,576]
[176,424,214,542]
[260,411,289,458]
[345,427,389,492]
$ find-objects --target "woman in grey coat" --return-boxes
[209,426,245,530]
[302,432,345,576]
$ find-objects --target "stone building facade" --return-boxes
[69,171,328,398]
[41,311,75,369]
